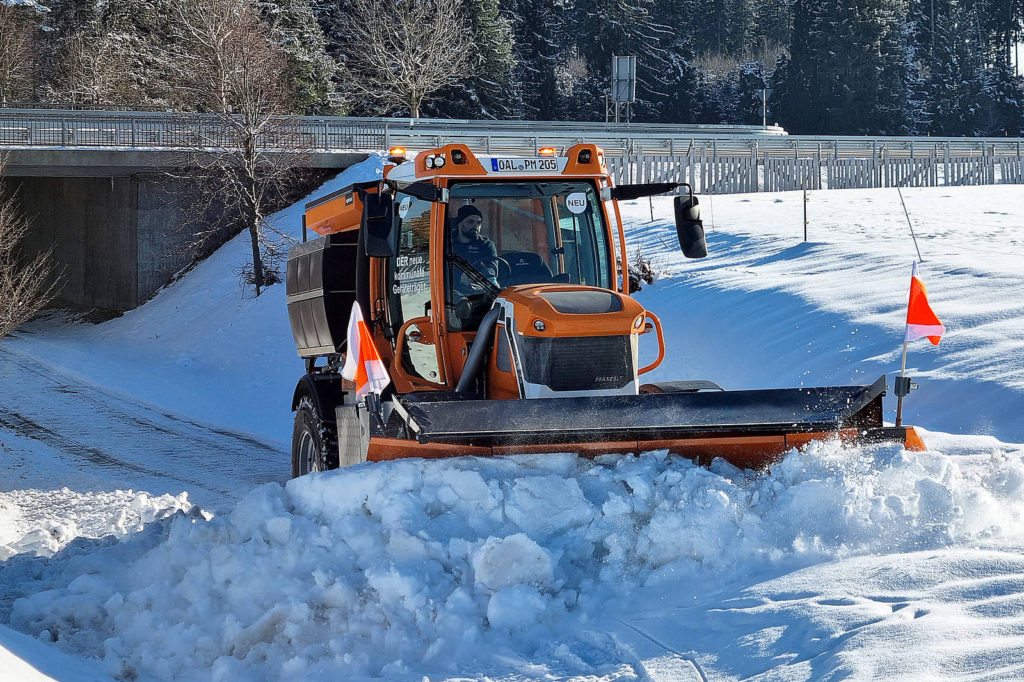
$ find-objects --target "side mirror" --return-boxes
[362,192,397,257]
[673,195,708,259]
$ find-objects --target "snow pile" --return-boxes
[0,488,192,560]
[4,173,1024,678]
[7,440,1023,680]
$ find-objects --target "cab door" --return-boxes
[386,195,444,388]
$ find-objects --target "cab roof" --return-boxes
[385,143,609,183]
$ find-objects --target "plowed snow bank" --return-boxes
[6,439,1023,680]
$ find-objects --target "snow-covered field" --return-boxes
[0,158,1022,681]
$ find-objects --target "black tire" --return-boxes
[291,396,338,478]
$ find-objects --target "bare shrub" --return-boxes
[0,161,61,338]
[747,38,787,72]
[696,38,788,80]
[0,5,36,105]
[694,51,744,78]
[627,244,656,293]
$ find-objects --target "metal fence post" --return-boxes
[944,142,951,186]
[752,140,759,191]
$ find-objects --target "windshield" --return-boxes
[445,181,613,331]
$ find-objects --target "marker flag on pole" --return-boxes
[341,301,390,398]
[905,262,945,345]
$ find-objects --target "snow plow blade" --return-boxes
[374,376,924,468]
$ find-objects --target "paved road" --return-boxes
[0,346,287,512]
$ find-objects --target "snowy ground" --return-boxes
[0,159,1022,680]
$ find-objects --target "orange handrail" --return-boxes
[638,312,665,375]
[612,199,629,294]
[393,316,448,391]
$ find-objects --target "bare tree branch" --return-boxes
[0,157,61,338]
[165,0,310,296]
[346,0,475,118]
[0,5,35,106]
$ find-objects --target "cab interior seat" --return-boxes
[501,251,554,285]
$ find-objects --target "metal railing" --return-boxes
[2,109,1023,192]
[610,152,1024,194]
[2,107,1022,159]
[0,109,387,151]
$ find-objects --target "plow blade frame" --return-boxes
[395,376,887,448]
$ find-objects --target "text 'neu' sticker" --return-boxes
[565,192,587,214]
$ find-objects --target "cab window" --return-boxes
[387,195,441,382]
[445,181,612,331]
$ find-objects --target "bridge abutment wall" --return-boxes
[6,174,196,311]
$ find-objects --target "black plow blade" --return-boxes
[396,376,887,447]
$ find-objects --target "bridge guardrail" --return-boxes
[2,109,1023,192]
[2,108,1022,158]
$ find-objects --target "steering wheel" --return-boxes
[471,255,511,287]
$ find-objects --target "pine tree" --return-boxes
[978,63,1024,135]
[643,38,700,122]
[768,0,824,132]
[426,0,517,118]
[978,0,1023,67]
[257,0,337,114]
[41,0,182,106]
[733,60,767,124]
[562,0,675,121]
[925,1,988,135]
[770,0,918,134]
[506,0,565,119]
[855,0,918,134]
[752,0,793,52]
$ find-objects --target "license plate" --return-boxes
[489,157,561,172]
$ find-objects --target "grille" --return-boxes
[519,335,633,392]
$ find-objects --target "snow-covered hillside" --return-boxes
[1,164,1023,681]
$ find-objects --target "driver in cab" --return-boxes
[451,204,499,289]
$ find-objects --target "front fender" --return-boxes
[291,373,346,424]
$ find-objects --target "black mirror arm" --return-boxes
[606,182,694,201]
[384,179,450,203]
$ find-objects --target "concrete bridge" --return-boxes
[0,108,783,311]
[3,108,1023,311]
[1,110,374,311]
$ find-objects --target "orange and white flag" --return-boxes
[341,301,390,398]
[905,262,945,345]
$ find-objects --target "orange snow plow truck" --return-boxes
[285,144,924,477]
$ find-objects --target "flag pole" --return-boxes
[896,326,909,427]
[895,261,916,427]
[896,260,943,428]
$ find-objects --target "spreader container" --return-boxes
[286,231,358,357]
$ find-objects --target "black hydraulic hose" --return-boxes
[455,306,501,396]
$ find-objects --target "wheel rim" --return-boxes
[297,430,321,473]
